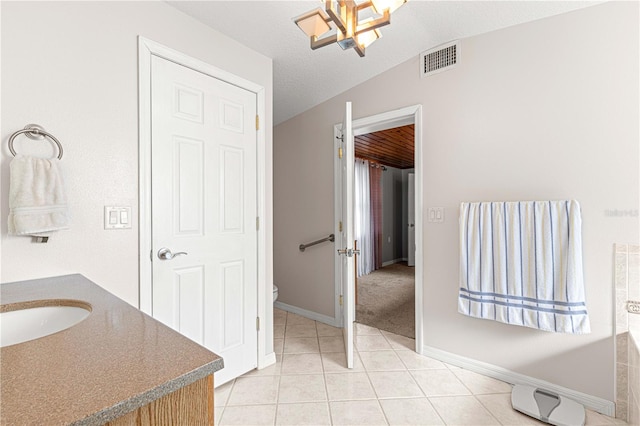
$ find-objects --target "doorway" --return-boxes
[353,123,416,339]
[333,104,424,353]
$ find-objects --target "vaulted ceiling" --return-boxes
[168,1,602,125]
[355,125,415,169]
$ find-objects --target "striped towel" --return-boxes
[458,200,590,334]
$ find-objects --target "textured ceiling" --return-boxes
[167,1,602,125]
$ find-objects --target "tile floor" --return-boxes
[215,309,626,425]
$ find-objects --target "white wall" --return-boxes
[1,1,273,326]
[274,1,639,401]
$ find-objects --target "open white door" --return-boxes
[334,104,423,354]
[408,173,415,267]
[338,102,356,368]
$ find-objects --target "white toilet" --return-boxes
[273,285,279,302]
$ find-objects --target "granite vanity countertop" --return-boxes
[0,274,223,425]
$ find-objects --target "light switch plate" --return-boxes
[104,206,132,230]
[428,207,445,223]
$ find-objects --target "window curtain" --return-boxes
[369,165,383,270]
[354,160,374,277]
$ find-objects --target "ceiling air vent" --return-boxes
[420,40,459,77]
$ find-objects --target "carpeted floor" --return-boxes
[355,262,415,339]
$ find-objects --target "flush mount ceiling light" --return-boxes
[293,0,407,57]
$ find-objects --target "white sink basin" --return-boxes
[0,301,91,348]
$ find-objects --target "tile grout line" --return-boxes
[359,342,392,425]
[272,310,289,425]
[314,315,335,426]
[382,331,448,426]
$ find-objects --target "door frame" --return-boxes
[333,104,424,353]
[137,37,272,369]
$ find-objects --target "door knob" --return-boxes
[337,248,360,257]
[157,247,188,260]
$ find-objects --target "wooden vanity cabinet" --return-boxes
[106,375,214,426]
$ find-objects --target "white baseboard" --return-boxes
[274,301,340,328]
[382,258,408,267]
[421,344,615,417]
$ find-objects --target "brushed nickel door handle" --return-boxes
[157,247,188,260]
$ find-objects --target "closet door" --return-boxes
[150,55,258,386]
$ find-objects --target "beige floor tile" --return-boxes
[215,406,224,425]
[380,331,415,351]
[242,354,282,377]
[317,322,344,336]
[329,400,388,426]
[281,353,324,375]
[411,369,471,397]
[286,313,316,326]
[274,324,285,339]
[476,393,544,425]
[585,409,628,425]
[368,371,424,399]
[284,337,320,354]
[274,308,287,325]
[247,316,598,426]
[379,398,444,425]
[274,338,284,355]
[429,395,500,425]
[397,351,446,370]
[214,379,235,407]
[355,322,383,335]
[356,334,393,351]
[319,336,346,352]
[219,404,277,425]
[321,351,365,372]
[325,372,377,401]
[452,369,512,394]
[278,374,327,403]
[276,402,331,425]
[359,350,406,371]
[285,323,317,338]
[226,375,279,405]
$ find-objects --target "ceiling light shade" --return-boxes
[371,0,407,14]
[293,8,331,38]
[294,0,407,57]
[356,22,381,49]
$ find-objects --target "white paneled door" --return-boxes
[339,102,356,368]
[150,55,258,386]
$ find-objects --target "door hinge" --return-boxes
[150,250,153,262]
[339,221,343,232]
[256,316,260,331]
[256,217,260,231]
[339,295,343,306]
[338,147,343,159]
[256,115,260,130]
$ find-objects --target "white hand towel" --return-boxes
[8,155,70,237]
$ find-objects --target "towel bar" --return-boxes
[8,124,63,160]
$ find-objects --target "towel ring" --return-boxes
[8,125,64,160]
